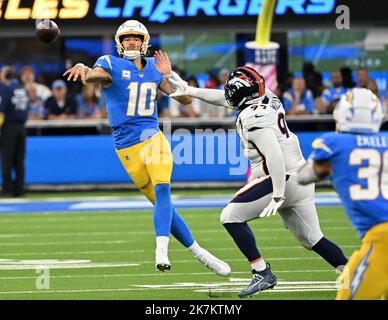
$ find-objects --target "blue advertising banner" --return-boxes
[1,132,325,185]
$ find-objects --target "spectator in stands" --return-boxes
[25,83,45,120]
[277,71,294,98]
[205,71,225,118]
[340,66,355,88]
[283,77,314,115]
[20,66,51,102]
[356,67,369,88]
[319,70,347,114]
[45,80,77,120]
[205,71,220,89]
[0,66,28,197]
[76,83,105,119]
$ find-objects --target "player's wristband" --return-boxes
[162,73,173,79]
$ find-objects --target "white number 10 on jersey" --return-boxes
[126,82,157,116]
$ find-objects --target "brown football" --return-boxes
[36,20,60,44]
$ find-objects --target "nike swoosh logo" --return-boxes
[255,115,264,118]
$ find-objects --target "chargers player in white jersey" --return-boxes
[168,66,348,297]
[297,88,388,300]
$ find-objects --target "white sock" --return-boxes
[188,241,202,256]
[250,257,266,272]
[156,236,169,252]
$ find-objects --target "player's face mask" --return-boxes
[334,88,384,133]
[224,66,266,110]
[115,20,150,60]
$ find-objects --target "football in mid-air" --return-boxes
[36,20,60,44]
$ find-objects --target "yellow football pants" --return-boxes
[115,131,173,205]
[336,222,388,300]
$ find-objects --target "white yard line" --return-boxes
[0,279,340,295]
[0,226,356,244]
[0,245,358,257]
[0,269,335,280]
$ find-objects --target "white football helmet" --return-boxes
[334,88,384,133]
[115,20,150,60]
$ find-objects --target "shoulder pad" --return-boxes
[240,104,276,131]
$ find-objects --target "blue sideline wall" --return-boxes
[1,132,324,185]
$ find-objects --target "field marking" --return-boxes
[0,257,348,268]
[0,259,140,270]
[0,269,335,280]
[0,220,355,238]
[0,226,357,245]
[0,244,359,257]
[0,280,339,295]
[0,236,358,247]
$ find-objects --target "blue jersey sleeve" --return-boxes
[309,132,339,162]
[93,55,114,74]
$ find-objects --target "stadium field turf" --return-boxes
[0,190,359,300]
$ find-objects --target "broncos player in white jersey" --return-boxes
[168,66,348,297]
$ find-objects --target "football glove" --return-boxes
[167,72,193,97]
[259,197,286,218]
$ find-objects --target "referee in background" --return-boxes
[0,66,29,197]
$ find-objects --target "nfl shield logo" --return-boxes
[122,70,131,79]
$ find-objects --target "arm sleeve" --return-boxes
[249,128,286,198]
[93,55,113,74]
[309,133,337,162]
[187,87,229,107]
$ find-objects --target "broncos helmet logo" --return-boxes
[224,66,266,109]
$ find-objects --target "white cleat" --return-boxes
[195,249,231,277]
[155,248,171,272]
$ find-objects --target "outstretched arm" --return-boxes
[63,64,111,86]
[168,72,231,108]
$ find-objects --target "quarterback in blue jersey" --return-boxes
[297,88,388,299]
[63,20,230,276]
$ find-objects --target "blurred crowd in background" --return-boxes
[1,62,387,121]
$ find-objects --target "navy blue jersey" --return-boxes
[309,132,388,238]
[0,80,28,124]
[93,55,162,149]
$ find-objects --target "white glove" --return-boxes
[259,197,286,218]
[167,71,193,97]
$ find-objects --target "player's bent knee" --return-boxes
[298,233,323,250]
[220,205,241,224]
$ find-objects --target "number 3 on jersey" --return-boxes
[349,149,388,200]
[126,82,157,116]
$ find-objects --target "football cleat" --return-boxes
[238,264,277,298]
[194,249,231,277]
[155,249,171,272]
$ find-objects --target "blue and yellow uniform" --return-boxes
[93,54,172,203]
[92,54,194,246]
[310,132,388,299]
[322,86,347,105]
